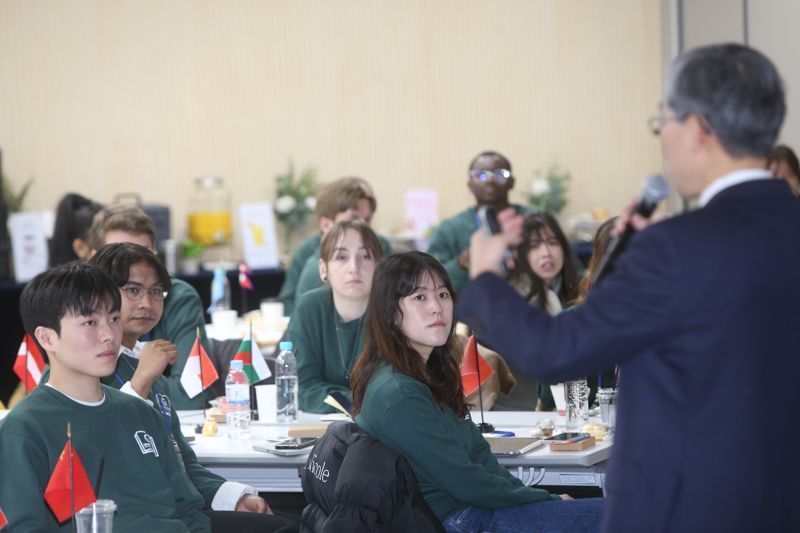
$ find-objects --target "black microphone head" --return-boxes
[641,174,671,205]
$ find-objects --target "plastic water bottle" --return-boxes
[225,360,250,438]
[275,341,298,422]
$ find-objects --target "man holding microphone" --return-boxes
[456,44,800,532]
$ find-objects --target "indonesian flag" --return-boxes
[180,337,219,399]
[0,506,7,529]
[232,329,271,384]
[44,433,97,523]
[460,335,494,396]
[13,334,46,392]
[238,263,254,290]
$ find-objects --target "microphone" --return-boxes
[591,174,670,285]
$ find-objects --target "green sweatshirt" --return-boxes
[278,235,321,316]
[151,278,213,410]
[0,385,209,532]
[427,205,531,293]
[294,235,394,299]
[285,286,365,413]
[39,357,227,509]
[355,364,558,520]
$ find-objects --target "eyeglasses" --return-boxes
[470,168,512,183]
[121,285,168,302]
[647,115,679,136]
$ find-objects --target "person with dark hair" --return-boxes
[48,192,104,266]
[351,252,602,532]
[459,44,800,531]
[507,212,580,312]
[0,262,210,531]
[285,221,384,413]
[278,176,392,315]
[766,144,800,196]
[77,243,295,532]
[427,151,531,293]
[89,204,212,409]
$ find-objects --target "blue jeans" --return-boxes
[442,498,603,533]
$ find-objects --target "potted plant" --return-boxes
[181,238,204,274]
[273,161,318,256]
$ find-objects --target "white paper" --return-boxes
[239,203,280,269]
[10,211,49,283]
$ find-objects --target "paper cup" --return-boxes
[255,384,277,423]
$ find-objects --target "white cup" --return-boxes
[211,309,238,334]
[255,384,277,423]
[260,301,285,329]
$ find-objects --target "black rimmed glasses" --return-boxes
[469,168,512,183]
[121,285,168,302]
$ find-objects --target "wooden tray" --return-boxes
[548,436,596,452]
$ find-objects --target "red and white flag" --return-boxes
[44,429,97,523]
[0,505,8,529]
[460,335,495,396]
[13,334,46,392]
[238,263,254,290]
[180,336,219,399]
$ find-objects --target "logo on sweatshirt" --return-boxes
[307,453,330,483]
[134,430,160,457]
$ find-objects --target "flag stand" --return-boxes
[195,327,208,434]
[473,337,494,434]
[67,422,76,533]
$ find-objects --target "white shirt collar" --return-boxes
[698,168,772,207]
[119,341,145,360]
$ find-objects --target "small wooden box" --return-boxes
[288,424,330,438]
[548,436,596,452]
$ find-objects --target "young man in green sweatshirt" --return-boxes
[427,151,532,293]
[0,262,209,532]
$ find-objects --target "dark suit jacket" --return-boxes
[457,179,800,533]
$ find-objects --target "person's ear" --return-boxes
[506,176,516,190]
[319,259,328,283]
[72,238,93,262]
[319,217,334,235]
[34,326,56,352]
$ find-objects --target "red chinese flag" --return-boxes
[13,334,46,392]
[460,335,494,396]
[44,439,97,523]
[0,506,7,529]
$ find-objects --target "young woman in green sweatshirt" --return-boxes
[350,252,602,532]
[286,220,384,413]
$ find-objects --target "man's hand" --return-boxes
[613,199,667,237]
[130,340,178,399]
[468,208,524,279]
[235,494,273,514]
[559,494,574,501]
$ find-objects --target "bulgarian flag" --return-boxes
[460,335,494,396]
[233,325,271,384]
[44,424,97,523]
[180,331,219,399]
[13,333,46,392]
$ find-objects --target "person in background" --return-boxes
[458,44,800,531]
[0,262,210,531]
[84,243,297,532]
[351,252,602,532]
[88,204,211,409]
[279,176,392,315]
[427,151,531,293]
[766,144,800,196]
[48,192,104,266]
[285,221,383,413]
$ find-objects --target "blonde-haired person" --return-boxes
[278,177,392,315]
[284,220,384,413]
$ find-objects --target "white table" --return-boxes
[179,410,612,493]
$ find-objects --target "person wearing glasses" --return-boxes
[87,204,212,409]
[427,151,531,292]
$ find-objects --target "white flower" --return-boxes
[275,195,297,214]
[530,177,551,197]
[304,196,317,210]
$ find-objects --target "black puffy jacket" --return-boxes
[300,422,445,533]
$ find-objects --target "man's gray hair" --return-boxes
[666,43,785,158]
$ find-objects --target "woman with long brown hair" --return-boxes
[351,252,601,532]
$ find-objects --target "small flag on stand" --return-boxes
[180,330,219,399]
[0,506,7,529]
[44,423,96,523]
[238,263,254,290]
[460,335,494,396]
[233,324,271,384]
[13,333,46,392]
